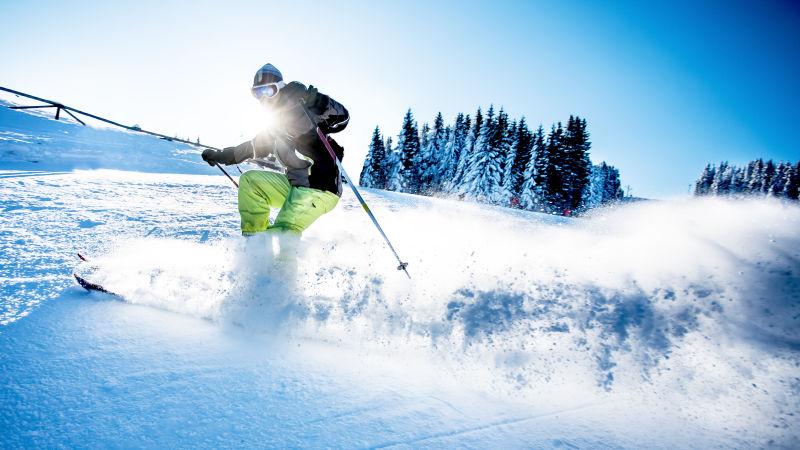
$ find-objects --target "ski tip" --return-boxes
[73,273,91,291]
[77,252,87,262]
[73,273,114,295]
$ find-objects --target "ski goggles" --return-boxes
[251,81,285,99]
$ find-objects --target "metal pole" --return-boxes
[299,101,410,278]
[0,85,238,188]
[216,163,239,188]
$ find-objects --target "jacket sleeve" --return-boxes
[309,92,349,134]
[222,130,276,164]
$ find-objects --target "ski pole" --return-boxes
[215,163,239,188]
[0,85,238,189]
[298,100,410,278]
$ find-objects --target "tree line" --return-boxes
[359,107,624,214]
[694,159,800,199]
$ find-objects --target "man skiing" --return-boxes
[201,63,349,236]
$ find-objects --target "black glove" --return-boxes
[201,149,222,166]
[202,148,238,166]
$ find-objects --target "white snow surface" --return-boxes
[1,103,799,448]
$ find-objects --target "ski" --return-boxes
[73,273,115,295]
[73,253,118,296]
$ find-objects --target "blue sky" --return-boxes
[1,0,797,198]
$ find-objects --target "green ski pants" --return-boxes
[238,170,340,235]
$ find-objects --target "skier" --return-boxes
[201,63,349,236]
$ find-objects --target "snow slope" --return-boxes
[1,104,799,448]
[0,98,217,175]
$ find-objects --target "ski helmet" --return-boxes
[253,63,283,87]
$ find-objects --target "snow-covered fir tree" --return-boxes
[747,159,764,193]
[502,118,533,208]
[418,112,447,193]
[458,106,494,198]
[359,126,385,188]
[384,136,403,191]
[451,108,482,192]
[542,123,566,212]
[603,165,624,201]
[435,124,452,191]
[562,115,592,211]
[586,162,623,207]
[396,109,421,193]
[492,108,512,203]
[416,122,431,191]
[694,163,716,195]
[460,106,508,203]
[498,118,518,206]
[769,162,790,197]
[743,161,756,191]
[439,113,468,192]
[762,160,776,195]
[731,166,747,194]
[519,125,546,210]
[711,161,733,195]
[788,162,800,199]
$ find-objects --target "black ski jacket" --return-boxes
[222,82,349,195]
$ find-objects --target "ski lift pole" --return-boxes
[299,101,410,278]
[0,85,238,189]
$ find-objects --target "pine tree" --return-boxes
[452,108,482,192]
[419,112,447,193]
[486,107,510,203]
[459,106,494,197]
[575,117,593,209]
[359,129,376,187]
[497,115,516,205]
[419,122,430,153]
[762,160,776,195]
[543,123,566,213]
[461,105,506,203]
[396,109,421,193]
[585,162,623,207]
[586,163,606,208]
[440,125,452,183]
[416,122,431,192]
[730,166,746,195]
[695,163,716,195]
[781,162,797,198]
[384,136,403,191]
[711,161,732,195]
[372,128,388,189]
[500,119,518,206]
[440,113,468,192]
[743,161,756,195]
[605,165,624,201]
[520,125,546,210]
[360,126,385,188]
[561,116,592,211]
[747,158,764,194]
[769,162,789,197]
[787,162,800,200]
[505,118,533,207]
